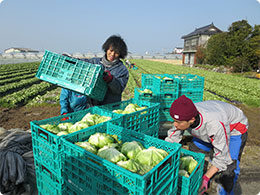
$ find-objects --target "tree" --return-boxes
[226,20,253,72]
[248,25,260,70]
[204,20,259,72]
[205,32,228,65]
[195,46,206,64]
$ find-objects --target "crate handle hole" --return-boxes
[165,94,173,98]
[144,93,152,97]
[38,129,49,141]
[65,59,76,65]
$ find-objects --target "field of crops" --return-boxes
[0,60,259,108]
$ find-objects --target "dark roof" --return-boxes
[181,23,222,39]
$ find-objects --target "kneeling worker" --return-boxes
[165,95,248,195]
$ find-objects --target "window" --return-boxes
[191,39,198,46]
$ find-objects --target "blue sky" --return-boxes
[0,0,259,55]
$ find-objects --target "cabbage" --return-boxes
[180,156,198,175]
[81,113,97,126]
[121,141,144,159]
[142,89,153,94]
[68,121,89,133]
[179,169,189,177]
[124,103,138,113]
[111,134,122,145]
[117,159,142,173]
[75,141,97,154]
[88,133,115,148]
[57,122,73,131]
[135,146,168,167]
[112,109,124,114]
[95,116,111,124]
[106,142,121,150]
[97,146,127,163]
[40,124,60,134]
[135,106,147,114]
[57,131,69,136]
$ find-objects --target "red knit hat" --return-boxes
[170,95,198,121]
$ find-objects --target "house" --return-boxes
[181,23,222,65]
[173,47,183,54]
[4,47,39,53]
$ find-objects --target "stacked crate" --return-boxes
[136,73,204,122]
[61,122,182,195]
[30,107,122,194]
[172,74,204,103]
[99,98,160,137]
[31,100,160,194]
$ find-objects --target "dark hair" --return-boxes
[102,35,128,59]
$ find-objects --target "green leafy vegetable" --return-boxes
[88,132,115,148]
[121,141,144,159]
[97,146,127,163]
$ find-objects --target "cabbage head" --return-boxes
[81,113,97,126]
[40,124,60,134]
[75,141,97,154]
[121,141,144,159]
[97,146,126,163]
[124,103,139,113]
[95,116,111,124]
[58,122,73,131]
[180,156,198,175]
[179,169,189,177]
[117,159,142,173]
[57,131,69,136]
[106,142,121,150]
[88,133,115,148]
[112,109,124,114]
[68,121,89,133]
[142,89,153,94]
[135,146,168,167]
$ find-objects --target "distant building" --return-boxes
[181,23,222,65]
[4,47,39,53]
[173,47,183,54]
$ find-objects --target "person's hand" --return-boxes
[61,113,69,121]
[199,175,210,194]
[103,70,113,83]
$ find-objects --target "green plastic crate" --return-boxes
[141,74,167,87]
[153,76,179,93]
[159,107,173,122]
[179,89,204,103]
[61,122,181,195]
[36,50,107,101]
[172,74,204,92]
[177,149,205,195]
[134,87,159,103]
[30,106,122,176]
[35,159,64,195]
[99,98,160,134]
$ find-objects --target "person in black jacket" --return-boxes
[60,35,129,115]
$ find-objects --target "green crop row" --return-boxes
[130,60,260,107]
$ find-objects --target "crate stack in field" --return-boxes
[30,107,123,194]
[134,73,204,122]
[31,51,205,194]
[62,122,181,195]
[30,97,162,194]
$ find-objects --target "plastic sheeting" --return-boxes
[0,129,37,195]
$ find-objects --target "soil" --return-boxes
[0,104,259,194]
